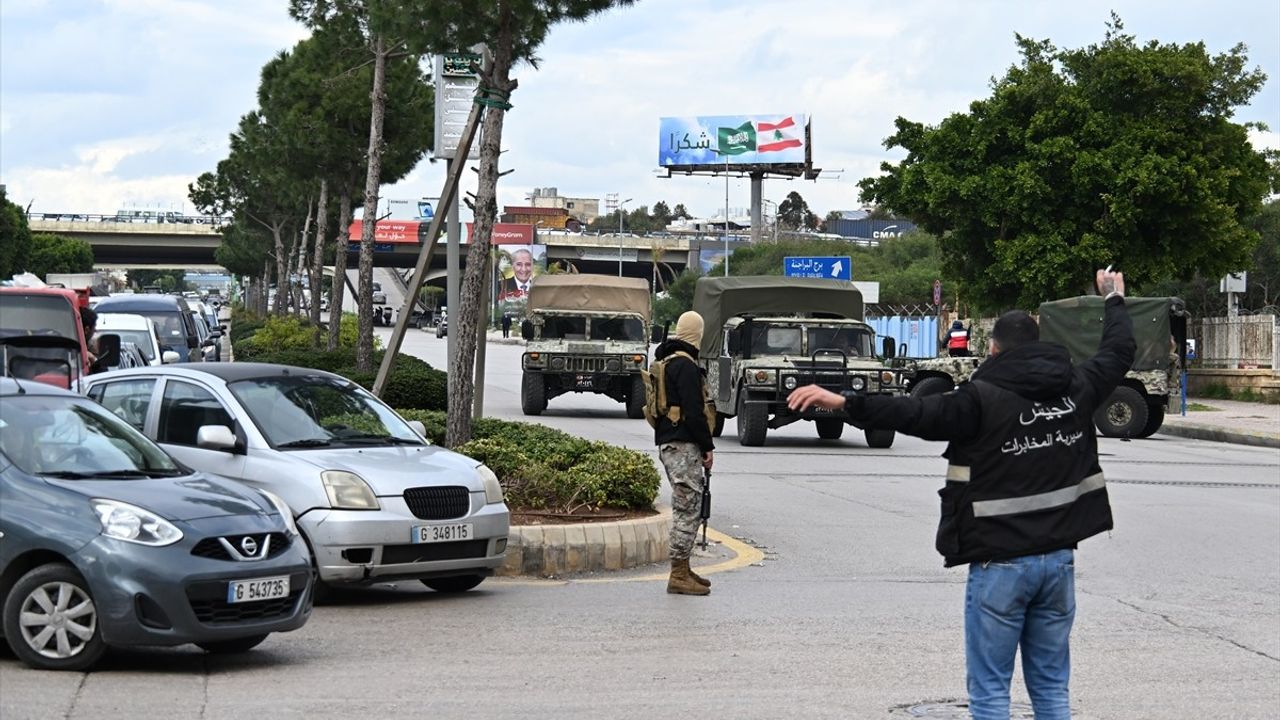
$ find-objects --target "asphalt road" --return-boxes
[2,330,1277,719]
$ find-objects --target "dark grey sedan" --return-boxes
[0,378,312,671]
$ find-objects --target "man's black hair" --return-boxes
[991,310,1038,351]
[80,307,97,329]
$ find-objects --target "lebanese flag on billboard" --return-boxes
[756,116,803,153]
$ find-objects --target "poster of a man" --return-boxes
[497,245,546,302]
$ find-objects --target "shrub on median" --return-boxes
[396,409,661,512]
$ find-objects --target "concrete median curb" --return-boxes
[498,507,671,577]
[1156,423,1280,449]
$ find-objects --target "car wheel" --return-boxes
[864,428,896,448]
[421,575,485,593]
[712,412,726,437]
[816,418,844,440]
[197,634,268,654]
[910,376,954,398]
[625,375,646,419]
[2,564,106,671]
[1093,386,1148,438]
[1136,402,1166,439]
[736,392,767,447]
[521,371,547,416]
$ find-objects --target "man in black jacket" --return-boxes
[788,268,1134,720]
[653,311,715,596]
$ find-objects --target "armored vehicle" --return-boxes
[692,276,907,448]
[900,296,1186,439]
[520,274,651,417]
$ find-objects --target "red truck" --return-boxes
[0,286,120,388]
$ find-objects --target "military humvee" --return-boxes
[900,296,1186,439]
[520,274,651,417]
[692,276,907,448]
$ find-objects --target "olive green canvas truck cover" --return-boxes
[1038,295,1186,371]
[692,276,865,357]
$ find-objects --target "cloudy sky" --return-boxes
[2,0,1277,221]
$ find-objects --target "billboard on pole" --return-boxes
[659,114,808,168]
[433,51,482,160]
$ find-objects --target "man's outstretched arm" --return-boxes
[786,385,981,443]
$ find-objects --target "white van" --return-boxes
[94,313,178,366]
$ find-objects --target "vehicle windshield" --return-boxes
[108,330,155,361]
[228,375,423,448]
[589,316,645,342]
[0,394,180,476]
[808,327,874,358]
[0,293,79,340]
[538,314,588,340]
[749,324,804,355]
[134,312,187,345]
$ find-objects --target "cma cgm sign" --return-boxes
[873,225,903,240]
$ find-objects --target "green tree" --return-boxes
[822,210,842,231]
[128,269,187,292]
[777,190,814,231]
[27,234,94,278]
[415,0,636,446]
[860,16,1277,311]
[652,200,672,229]
[0,188,32,280]
[671,203,692,220]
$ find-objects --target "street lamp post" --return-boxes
[618,197,632,277]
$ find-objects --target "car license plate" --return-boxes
[411,523,473,544]
[226,576,290,604]
[575,374,593,389]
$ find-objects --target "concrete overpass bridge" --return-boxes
[27,215,723,287]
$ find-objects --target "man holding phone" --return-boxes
[788,268,1134,719]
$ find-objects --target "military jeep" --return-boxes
[899,296,1186,439]
[692,276,908,448]
[520,274,651,418]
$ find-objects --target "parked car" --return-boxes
[95,312,178,367]
[371,282,387,305]
[94,295,202,362]
[82,364,510,596]
[0,378,312,671]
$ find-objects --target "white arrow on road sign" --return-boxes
[830,260,843,278]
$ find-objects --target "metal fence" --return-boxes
[1194,315,1278,369]
[868,316,940,358]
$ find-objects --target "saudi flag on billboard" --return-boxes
[717,121,756,156]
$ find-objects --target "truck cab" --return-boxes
[0,287,120,388]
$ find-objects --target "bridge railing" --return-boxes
[26,212,231,226]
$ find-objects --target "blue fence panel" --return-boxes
[869,316,938,358]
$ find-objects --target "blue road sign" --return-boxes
[783,256,852,281]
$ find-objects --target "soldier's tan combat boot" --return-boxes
[667,558,710,595]
[688,566,711,587]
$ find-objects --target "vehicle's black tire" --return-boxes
[864,428,896,448]
[421,575,485,593]
[736,392,768,447]
[521,371,547,416]
[2,563,106,671]
[910,376,954,398]
[816,418,845,440]
[712,412,726,437]
[1093,386,1148,438]
[197,634,268,654]
[1136,402,1166,439]
[625,375,646,419]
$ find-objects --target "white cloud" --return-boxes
[1248,127,1280,152]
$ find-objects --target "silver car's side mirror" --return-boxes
[162,351,181,364]
[196,425,237,451]
[407,420,427,439]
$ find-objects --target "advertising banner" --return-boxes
[433,51,482,160]
[466,222,535,245]
[659,114,807,167]
[495,244,547,304]
[346,219,425,244]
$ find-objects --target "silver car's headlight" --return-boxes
[783,375,798,390]
[91,499,183,546]
[259,489,300,536]
[320,470,380,510]
[477,464,504,505]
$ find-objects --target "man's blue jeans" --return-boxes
[965,549,1075,720]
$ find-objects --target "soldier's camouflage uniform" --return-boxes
[659,442,704,560]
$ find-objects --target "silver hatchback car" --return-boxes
[82,364,510,595]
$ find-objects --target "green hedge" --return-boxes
[231,315,446,411]
[396,410,661,512]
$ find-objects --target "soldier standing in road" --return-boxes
[653,311,715,596]
[788,268,1134,720]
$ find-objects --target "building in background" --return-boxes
[502,204,584,232]
[527,187,600,225]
